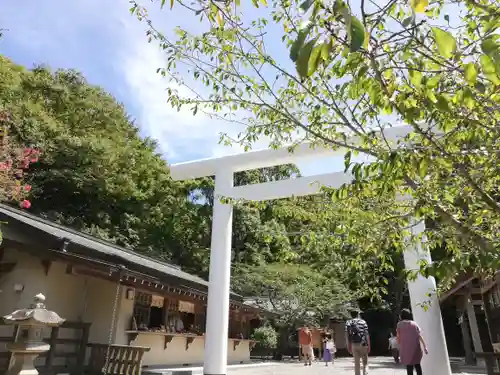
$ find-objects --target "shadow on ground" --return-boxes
[364,359,486,374]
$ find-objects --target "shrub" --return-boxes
[0,111,38,208]
[251,325,278,349]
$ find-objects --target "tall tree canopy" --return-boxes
[0,55,414,324]
[233,262,353,326]
[0,56,308,279]
[131,0,500,288]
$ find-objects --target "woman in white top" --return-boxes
[323,333,336,366]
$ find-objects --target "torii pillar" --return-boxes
[170,126,451,375]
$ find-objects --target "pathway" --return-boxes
[226,358,486,375]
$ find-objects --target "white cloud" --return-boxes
[0,0,368,176]
[116,3,258,163]
[120,38,258,162]
[118,33,363,175]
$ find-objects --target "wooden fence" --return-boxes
[0,321,150,375]
[0,320,90,375]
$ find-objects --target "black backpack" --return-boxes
[347,320,363,343]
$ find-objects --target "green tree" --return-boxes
[250,325,278,349]
[0,56,209,270]
[0,56,312,276]
[233,262,354,355]
[232,262,353,326]
[131,0,500,287]
[0,111,37,210]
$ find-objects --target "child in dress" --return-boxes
[323,333,336,366]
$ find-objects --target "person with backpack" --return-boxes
[345,310,370,375]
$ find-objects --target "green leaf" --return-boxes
[402,14,415,27]
[170,0,174,9]
[480,55,500,85]
[481,36,499,58]
[481,36,500,73]
[344,150,352,172]
[300,0,314,12]
[216,11,224,27]
[425,90,437,103]
[410,0,428,13]
[290,22,312,62]
[348,16,365,52]
[260,0,268,6]
[426,76,440,88]
[296,39,316,79]
[436,94,450,112]
[432,27,456,59]
[308,43,322,76]
[464,62,477,84]
[409,70,422,87]
[320,40,332,61]
[475,82,486,93]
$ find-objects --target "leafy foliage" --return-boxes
[233,263,353,326]
[0,56,305,279]
[0,111,38,209]
[250,325,279,348]
[131,0,500,289]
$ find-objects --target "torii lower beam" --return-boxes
[170,129,451,375]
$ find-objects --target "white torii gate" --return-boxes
[170,126,451,375]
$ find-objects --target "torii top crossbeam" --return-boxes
[170,125,412,180]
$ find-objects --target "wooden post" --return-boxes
[75,324,90,375]
[459,310,476,364]
[7,325,20,370]
[44,326,59,373]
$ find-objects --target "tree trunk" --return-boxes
[392,253,407,332]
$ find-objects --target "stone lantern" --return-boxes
[3,293,65,375]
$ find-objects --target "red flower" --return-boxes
[24,185,32,192]
[23,147,33,156]
[0,162,9,171]
[19,200,31,209]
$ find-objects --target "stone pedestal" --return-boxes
[3,294,65,375]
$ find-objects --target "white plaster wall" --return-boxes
[0,248,85,320]
[0,247,85,355]
[0,247,129,347]
[0,247,251,368]
[83,279,129,344]
[132,334,250,367]
[114,286,135,345]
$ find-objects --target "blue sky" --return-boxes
[0,0,380,176]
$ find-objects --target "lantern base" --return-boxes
[5,353,43,375]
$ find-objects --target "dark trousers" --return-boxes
[406,364,422,375]
[391,348,399,363]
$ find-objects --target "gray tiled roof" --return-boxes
[0,204,209,288]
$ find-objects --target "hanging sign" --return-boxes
[151,295,164,308]
[178,300,195,313]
